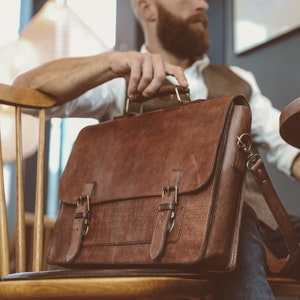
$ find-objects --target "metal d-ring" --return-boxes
[237,133,260,169]
[175,86,191,103]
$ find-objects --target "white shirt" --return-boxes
[46,52,299,177]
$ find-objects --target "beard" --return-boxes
[156,4,210,60]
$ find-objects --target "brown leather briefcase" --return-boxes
[47,94,252,272]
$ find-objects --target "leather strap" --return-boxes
[66,182,95,262]
[150,170,182,260]
[250,158,300,272]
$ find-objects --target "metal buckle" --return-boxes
[161,185,178,233]
[161,185,178,204]
[174,86,191,103]
[76,195,91,236]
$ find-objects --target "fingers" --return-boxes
[165,62,189,89]
[137,54,165,96]
[127,53,155,100]
[126,52,188,101]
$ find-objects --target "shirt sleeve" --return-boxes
[42,78,127,121]
[230,66,300,177]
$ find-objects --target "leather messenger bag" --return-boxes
[47,94,252,272]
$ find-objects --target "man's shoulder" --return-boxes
[206,63,251,76]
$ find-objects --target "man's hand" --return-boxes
[109,51,189,101]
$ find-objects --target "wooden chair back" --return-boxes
[0,82,57,277]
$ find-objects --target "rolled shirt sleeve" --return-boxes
[42,77,127,121]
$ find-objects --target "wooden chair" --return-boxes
[0,82,300,299]
[9,212,56,272]
[279,96,300,149]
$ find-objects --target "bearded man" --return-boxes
[130,1,300,299]
[13,1,300,299]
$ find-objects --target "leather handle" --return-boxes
[130,84,190,102]
[125,85,190,114]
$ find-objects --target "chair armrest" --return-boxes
[0,83,58,109]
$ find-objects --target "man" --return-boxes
[13,0,300,299]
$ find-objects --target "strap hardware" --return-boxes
[161,185,178,204]
[76,195,91,236]
[161,185,178,233]
[237,133,260,169]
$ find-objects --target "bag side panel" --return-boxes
[200,104,251,271]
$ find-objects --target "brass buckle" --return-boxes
[174,86,191,103]
[161,185,178,233]
[161,185,178,205]
[76,195,91,236]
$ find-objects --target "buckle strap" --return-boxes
[66,182,95,263]
[150,170,182,260]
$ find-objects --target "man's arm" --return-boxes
[13,51,188,104]
[291,155,300,180]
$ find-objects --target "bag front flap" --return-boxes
[58,95,249,205]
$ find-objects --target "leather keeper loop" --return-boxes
[158,203,176,212]
[74,212,89,219]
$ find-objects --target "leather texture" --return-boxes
[47,95,252,272]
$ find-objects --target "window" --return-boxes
[0,0,21,48]
[67,0,116,49]
[0,0,118,218]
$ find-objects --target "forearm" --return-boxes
[13,50,188,105]
[291,153,300,181]
[13,52,118,104]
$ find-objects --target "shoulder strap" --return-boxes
[238,133,300,273]
[250,158,300,273]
